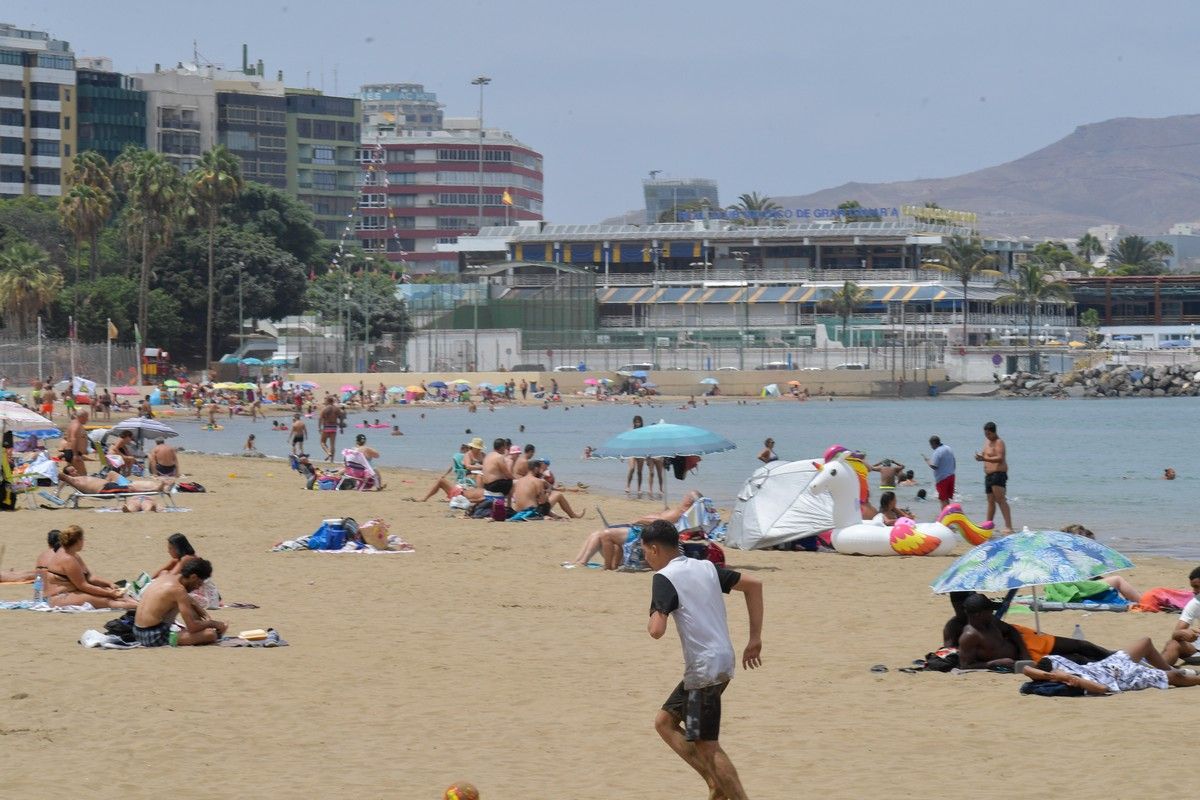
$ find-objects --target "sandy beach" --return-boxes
[0,451,1193,799]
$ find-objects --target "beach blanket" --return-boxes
[1014,589,1130,612]
[95,506,191,513]
[1136,588,1195,613]
[80,629,289,649]
[271,533,414,554]
[218,629,288,647]
[1,600,117,613]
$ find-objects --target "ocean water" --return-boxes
[172,396,1200,559]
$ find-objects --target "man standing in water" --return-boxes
[319,397,340,461]
[976,421,1014,533]
[923,435,956,507]
[288,413,308,455]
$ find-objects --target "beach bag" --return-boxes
[1020,680,1085,698]
[449,494,471,510]
[308,519,351,550]
[104,611,137,643]
[176,481,206,493]
[491,497,508,521]
[922,647,960,672]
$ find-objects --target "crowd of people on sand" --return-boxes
[2,526,228,647]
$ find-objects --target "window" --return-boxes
[258,136,286,151]
[313,171,337,190]
[386,149,414,163]
[438,217,471,229]
[0,109,22,127]
[29,111,60,129]
[30,167,60,185]
[258,160,286,176]
[356,215,387,230]
[361,238,385,252]
[311,119,335,139]
[357,148,383,163]
[0,50,21,67]
[385,172,416,185]
[0,166,23,183]
[387,238,416,252]
[312,146,335,164]
[360,193,386,208]
[223,130,254,151]
[30,82,60,101]
[63,116,70,130]
[63,143,70,157]
[438,148,474,161]
[438,192,504,207]
[296,118,312,138]
[36,53,73,71]
[0,137,23,155]
[259,109,285,125]
[31,140,59,156]
[388,194,416,207]
[336,122,357,141]
[392,216,416,229]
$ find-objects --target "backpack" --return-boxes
[1020,680,1085,697]
[104,611,137,643]
[922,647,960,672]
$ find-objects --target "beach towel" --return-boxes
[80,629,289,649]
[1136,588,1195,613]
[1041,580,1113,604]
[1,600,116,613]
[271,534,414,553]
[1014,591,1130,612]
[218,629,288,647]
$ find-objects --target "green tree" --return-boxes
[1079,307,1101,346]
[1075,233,1104,262]
[58,184,112,289]
[1107,235,1171,275]
[67,152,116,278]
[51,275,135,342]
[224,182,323,266]
[927,235,1002,346]
[0,240,63,337]
[820,280,873,345]
[836,200,882,223]
[187,145,244,369]
[115,147,184,347]
[729,192,782,225]
[1032,241,1087,274]
[0,196,71,272]
[305,268,412,343]
[994,258,1075,356]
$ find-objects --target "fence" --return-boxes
[0,334,139,390]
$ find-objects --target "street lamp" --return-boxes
[363,256,374,370]
[236,261,245,357]
[471,75,492,231]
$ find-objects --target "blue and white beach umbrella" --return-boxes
[930,529,1134,631]
[241,357,264,366]
[699,377,720,385]
[592,421,736,507]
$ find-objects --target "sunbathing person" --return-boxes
[1022,637,1200,693]
[480,438,514,497]
[43,525,137,609]
[133,558,226,646]
[153,533,198,578]
[566,490,701,569]
[417,474,486,504]
[958,593,1110,669]
[107,429,138,473]
[60,464,173,494]
[1041,524,1143,602]
[509,460,583,519]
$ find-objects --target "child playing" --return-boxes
[641,519,763,800]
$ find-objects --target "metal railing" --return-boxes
[502,268,979,288]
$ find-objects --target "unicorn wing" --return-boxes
[889,519,943,556]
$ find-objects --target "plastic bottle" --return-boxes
[1072,623,1085,641]
[32,574,43,604]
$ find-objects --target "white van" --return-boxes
[615,362,658,375]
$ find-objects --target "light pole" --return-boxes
[363,256,373,371]
[471,75,491,231]
[236,261,245,356]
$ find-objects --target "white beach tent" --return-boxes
[725,459,834,550]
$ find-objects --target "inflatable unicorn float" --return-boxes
[808,445,994,556]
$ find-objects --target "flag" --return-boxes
[107,319,118,339]
[502,190,513,206]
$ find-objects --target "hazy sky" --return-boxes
[13,0,1198,221]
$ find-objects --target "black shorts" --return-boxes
[662,680,728,742]
[985,471,1008,494]
[483,478,513,495]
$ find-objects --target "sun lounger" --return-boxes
[61,487,178,509]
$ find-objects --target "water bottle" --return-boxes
[32,575,43,604]
[1072,623,1085,641]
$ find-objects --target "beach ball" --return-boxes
[444,782,479,800]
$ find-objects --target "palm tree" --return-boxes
[1075,233,1104,263]
[821,280,873,345]
[994,258,1075,362]
[0,241,63,338]
[58,184,110,286]
[729,192,782,225]
[68,151,115,278]
[926,235,1002,346]
[187,145,243,368]
[116,148,184,348]
[1107,235,1171,275]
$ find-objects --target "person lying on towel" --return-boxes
[133,558,227,647]
[1022,637,1200,694]
[958,593,1111,670]
[61,464,173,495]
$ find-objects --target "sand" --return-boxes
[0,452,1192,799]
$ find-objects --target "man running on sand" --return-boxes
[319,397,340,461]
[642,519,763,800]
[133,558,227,646]
[975,421,1013,533]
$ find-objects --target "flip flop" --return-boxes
[869,664,888,673]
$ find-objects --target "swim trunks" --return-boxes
[154,463,177,476]
[1011,623,1055,662]
[985,471,1008,494]
[935,475,956,504]
[483,478,513,495]
[292,436,305,445]
[536,501,552,516]
[133,621,171,647]
[662,680,728,742]
[40,402,52,414]
[322,426,337,434]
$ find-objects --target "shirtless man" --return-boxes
[513,443,535,478]
[206,400,220,428]
[288,413,308,455]
[41,382,56,419]
[64,408,90,476]
[133,559,227,647]
[148,437,180,477]
[138,395,154,418]
[510,460,583,519]
[480,437,515,497]
[975,421,1013,533]
[957,593,1110,669]
[871,458,906,491]
[319,397,340,461]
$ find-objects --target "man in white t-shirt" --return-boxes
[642,519,763,800]
[1162,567,1200,665]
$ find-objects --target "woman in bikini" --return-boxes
[43,525,138,609]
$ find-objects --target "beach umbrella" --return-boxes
[163,379,181,388]
[241,357,264,366]
[111,386,140,396]
[0,401,54,435]
[269,356,289,365]
[592,420,736,507]
[234,382,256,390]
[598,377,614,384]
[699,377,719,385]
[631,370,649,379]
[787,380,802,386]
[300,381,320,390]
[14,427,61,441]
[112,417,179,441]
[930,529,1134,632]
[1069,341,1086,348]
[584,378,600,386]
[428,380,447,389]
[386,385,406,394]
[405,385,425,393]
[340,384,357,392]
[762,383,780,397]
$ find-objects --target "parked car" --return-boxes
[553,364,583,372]
[717,366,741,371]
[615,362,659,375]
[511,363,546,371]
[833,362,867,370]
[754,361,791,371]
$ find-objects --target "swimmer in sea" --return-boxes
[1165,468,1177,480]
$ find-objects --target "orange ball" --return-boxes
[444,782,479,800]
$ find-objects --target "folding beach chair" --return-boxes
[339,449,379,491]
